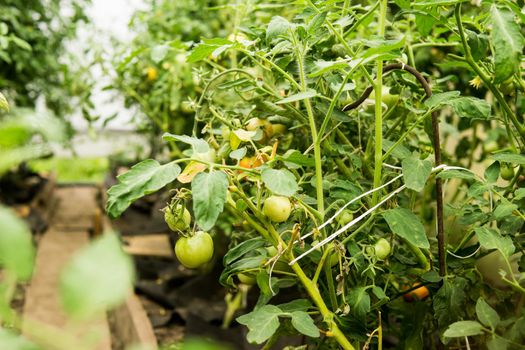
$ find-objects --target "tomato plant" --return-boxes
[0,0,94,122]
[106,0,525,348]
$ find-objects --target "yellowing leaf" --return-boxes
[178,161,207,183]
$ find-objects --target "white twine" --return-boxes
[290,184,406,265]
[289,163,486,265]
[300,174,404,242]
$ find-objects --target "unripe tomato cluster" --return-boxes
[164,202,214,269]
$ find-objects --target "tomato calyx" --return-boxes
[164,201,192,232]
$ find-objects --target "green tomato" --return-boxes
[331,43,346,57]
[500,164,515,181]
[237,272,257,285]
[329,252,339,267]
[363,87,399,113]
[165,205,191,232]
[263,196,292,222]
[483,140,499,154]
[336,210,354,226]
[266,246,278,257]
[373,238,391,260]
[181,100,194,113]
[175,231,214,269]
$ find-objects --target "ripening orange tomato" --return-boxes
[239,156,264,169]
[403,283,429,302]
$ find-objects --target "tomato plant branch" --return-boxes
[343,0,381,38]
[372,0,388,206]
[292,33,325,220]
[248,193,355,349]
[305,0,375,86]
[343,62,446,276]
[454,4,525,148]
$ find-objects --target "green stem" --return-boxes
[405,239,431,272]
[372,0,388,205]
[292,34,325,219]
[324,261,338,309]
[222,289,244,329]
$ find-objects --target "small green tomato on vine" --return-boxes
[263,195,292,223]
[164,204,191,232]
[336,209,354,226]
[500,164,515,181]
[175,231,214,269]
[373,238,391,260]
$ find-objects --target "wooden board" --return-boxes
[108,294,158,350]
[51,186,99,231]
[22,187,112,350]
[22,229,112,350]
[122,234,173,258]
[101,213,160,349]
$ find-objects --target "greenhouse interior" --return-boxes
[1,0,525,349]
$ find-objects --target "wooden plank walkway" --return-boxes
[22,187,112,350]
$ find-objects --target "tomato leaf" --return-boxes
[490,5,525,83]
[229,147,247,161]
[402,157,433,192]
[476,298,500,330]
[237,305,282,344]
[424,92,491,120]
[443,320,484,338]
[448,97,491,120]
[382,208,430,249]
[106,159,181,218]
[276,150,315,167]
[187,38,233,63]
[223,237,266,265]
[261,168,299,196]
[276,90,318,104]
[433,277,468,328]
[59,233,135,319]
[266,16,291,42]
[383,139,411,159]
[0,207,35,280]
[178,161,207,184]
[277,299,312,313]
[437,169,477,181]
[162,133,210,153]
[424,91,461,108]
[347,287,371,320]
[493,199,517,220]
[192,171,229,231]
[291,311,320,338]
[491,152,525,165]
[360,37,405,60]
[475,227,515,258]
